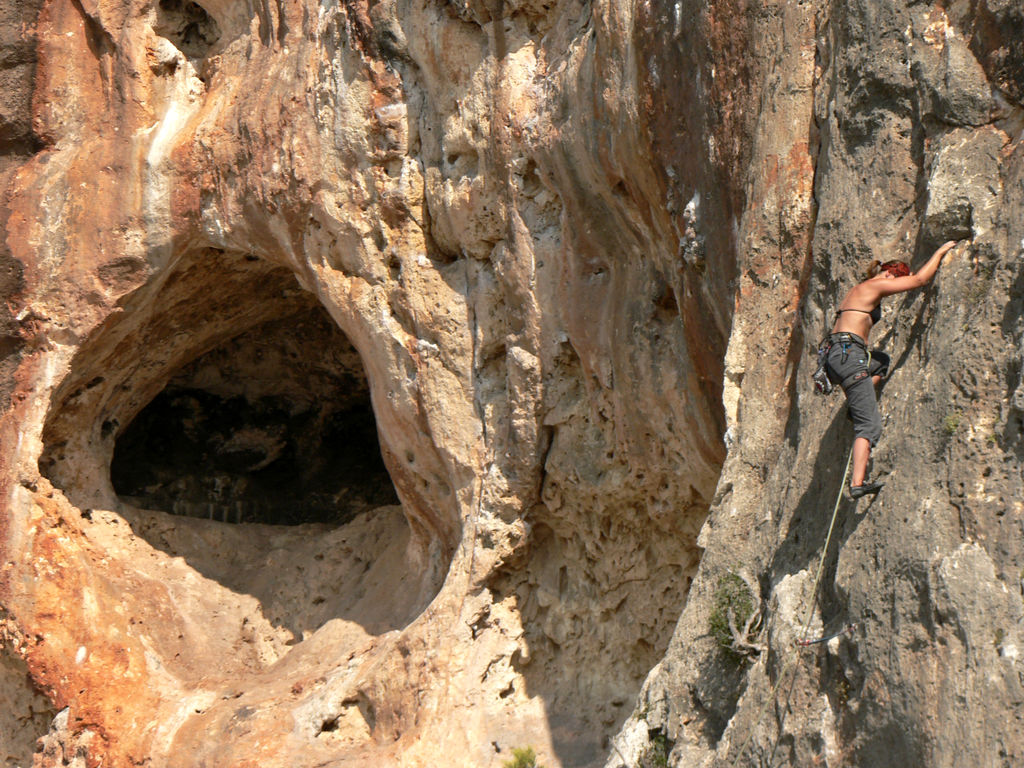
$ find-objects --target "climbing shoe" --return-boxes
[849,481,884,499]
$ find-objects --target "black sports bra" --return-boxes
[835,305,881,324]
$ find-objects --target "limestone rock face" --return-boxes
[611,2,1024,768]
[2,1,722,766]
[0,1,1021,768]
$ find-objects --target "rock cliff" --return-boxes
[0,1,1021,767]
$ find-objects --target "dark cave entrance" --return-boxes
[108,305,399,526]
[35,252,437,651]
[154,0,221,60]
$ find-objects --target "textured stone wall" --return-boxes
[1,1,727,766]
[613,2,1024,767]
[0,1,1022,767]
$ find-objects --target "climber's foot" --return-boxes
[849,481,884,499]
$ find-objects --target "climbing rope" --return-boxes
[795,443,853,645]
[793,347,871,646]
[731,443,855,766]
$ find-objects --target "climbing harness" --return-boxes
[813,334,875,394]
[731,445,856,765]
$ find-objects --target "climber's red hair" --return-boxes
[866,259,911,279]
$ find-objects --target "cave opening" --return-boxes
[35,250,441,674]
[38,251,401,531]
[154,0,221,60]
[109,304,398,526]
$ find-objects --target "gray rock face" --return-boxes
[616,2,1024,767]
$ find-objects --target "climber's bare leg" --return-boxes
[851,437,870,487]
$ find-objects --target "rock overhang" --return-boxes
[37,247,399,528]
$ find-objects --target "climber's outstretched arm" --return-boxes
[873,240,959,297]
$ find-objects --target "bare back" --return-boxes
[830,241,958,339]
[831,282,883,338]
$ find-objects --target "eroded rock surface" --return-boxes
[612,2,1024,768]
[2,1,721,766]
[0,1,1021,767]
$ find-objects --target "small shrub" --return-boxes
[966,280,989,305]
[966,263,995,304]
[943,412,961,435]
[639,729,672,768]
[708,572,758,658]
[836,678,851,707]
[503,746,543,768]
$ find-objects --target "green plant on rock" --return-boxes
[639,729,672,768]
[943,411,961,435]
[708,572,762,659]
[966,263,995,305]
[503,746,543,768]
[836,677,851,707]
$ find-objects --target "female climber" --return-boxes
[826,239,960,498]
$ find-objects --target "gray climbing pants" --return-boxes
[825,334,890,447]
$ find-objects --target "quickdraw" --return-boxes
[812,338,835,395]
